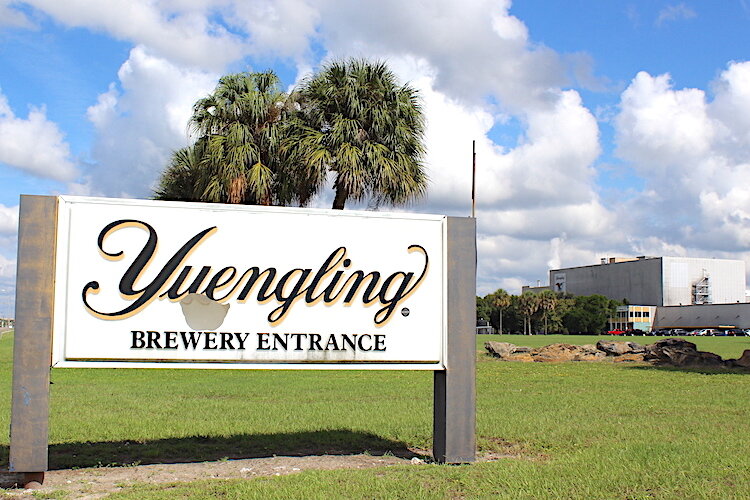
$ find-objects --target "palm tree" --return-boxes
[538,290,558,334]
[287,58,428,209]
[518,292,540,335]
[491,289,511,335]
[154,141,206,202]
[156,71,294,205]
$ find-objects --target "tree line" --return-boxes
[477,289,622,335]
[154,59,427,211]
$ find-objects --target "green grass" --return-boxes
[2,332,750,499]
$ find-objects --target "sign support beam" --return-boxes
[433,216,476,463]
[10,195,57,485]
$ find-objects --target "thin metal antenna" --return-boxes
[471,140,476,218]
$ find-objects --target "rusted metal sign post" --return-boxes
[9,195,475,486]
[9,196,57,487]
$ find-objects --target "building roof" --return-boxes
[653,303,750,329]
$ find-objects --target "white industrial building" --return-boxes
[549,256,746,307]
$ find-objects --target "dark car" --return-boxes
[650,329,670,336]
[624,329,645,336]
[726,328,744,336]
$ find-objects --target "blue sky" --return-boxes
[1,0,750,316]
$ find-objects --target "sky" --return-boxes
[1,0,750,317]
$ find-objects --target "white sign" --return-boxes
[553,272,566,293]
[51,196,446,370]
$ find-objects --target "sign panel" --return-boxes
[52,196,446,369]
[553,272,566,293]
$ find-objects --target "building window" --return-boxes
[643,311,650,318]
[635,311,642,318]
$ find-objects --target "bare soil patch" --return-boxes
[1,448,516,499]
[3,453,418,499]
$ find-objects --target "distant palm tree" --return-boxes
[518,292,540,335]
[491,289,512,335]
[538,290,558,334]
[156,71,294,205]
[287,59,428,209]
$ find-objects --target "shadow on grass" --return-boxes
[622,364,750,376]
[0,430,425,470]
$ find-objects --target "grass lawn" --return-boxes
[2,331,750,499]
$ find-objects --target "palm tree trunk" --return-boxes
[332,181,348,210]
[499,309,503,335]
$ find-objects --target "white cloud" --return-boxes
[22,0,322,69]
[314,0,566,111]
[656,3,697,26]
[480,202,613,241]
[0,204,18,235]
[616,72,714,173]
[614,62,750,254]
[7,0,619,294]
[0,251,16,317]
[384,60,608,293]
[24,0,245,70]
[0,253,14,279]
[710,61,750,151]
[0,90,77,181]
[493,90,602,209]
[226,0,319,62]
[0,0,33,27]
[85,46,218,198]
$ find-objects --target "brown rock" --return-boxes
[485,341,516,358]
[483,337,730,367]
[596,340,643,356]
[530,343,605,362]
[512,346,532,353]
[644,338,724,367]
[725,349,750,368]
[574,351,607,362]
[485,342,533,361]
[612,353,647,363]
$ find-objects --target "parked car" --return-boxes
[671,328,688,336]
[624,329,645,336]
[650,328,671,336]
[607,329,625,335]
[726,328,744,336]
[694,328,720,336]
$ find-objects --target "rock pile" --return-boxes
[485,338,750,369]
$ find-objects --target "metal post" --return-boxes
[471,140,476,218]
[433,216,476,464]
[9,195,57,486]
